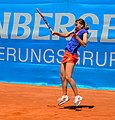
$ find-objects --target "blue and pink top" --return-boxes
[65,28,88,54]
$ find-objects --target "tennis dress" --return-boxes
[62,28,88,64]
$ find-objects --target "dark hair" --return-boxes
[75,18,89,30]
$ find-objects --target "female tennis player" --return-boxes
[51,18,89,106]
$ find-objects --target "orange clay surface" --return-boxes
[0,83,115,120]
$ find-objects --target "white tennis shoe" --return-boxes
[58,95,70,105]
[74,95,83,106]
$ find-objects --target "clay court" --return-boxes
[0,83,115,120]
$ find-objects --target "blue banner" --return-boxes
[0,1,115,90]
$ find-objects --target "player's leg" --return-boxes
[58,63,70,105]
[65,62,82,106]
[65,62,78,96]
[60,63,67,95]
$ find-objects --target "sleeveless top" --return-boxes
[65,28,88,54]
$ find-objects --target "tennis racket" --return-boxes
[36,8,52,31]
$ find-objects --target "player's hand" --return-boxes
[50,30,55,35]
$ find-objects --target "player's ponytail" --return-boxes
[85,23,90,30]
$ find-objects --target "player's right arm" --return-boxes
[50,29,74,38]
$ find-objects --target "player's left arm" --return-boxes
[75,32,88,47]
